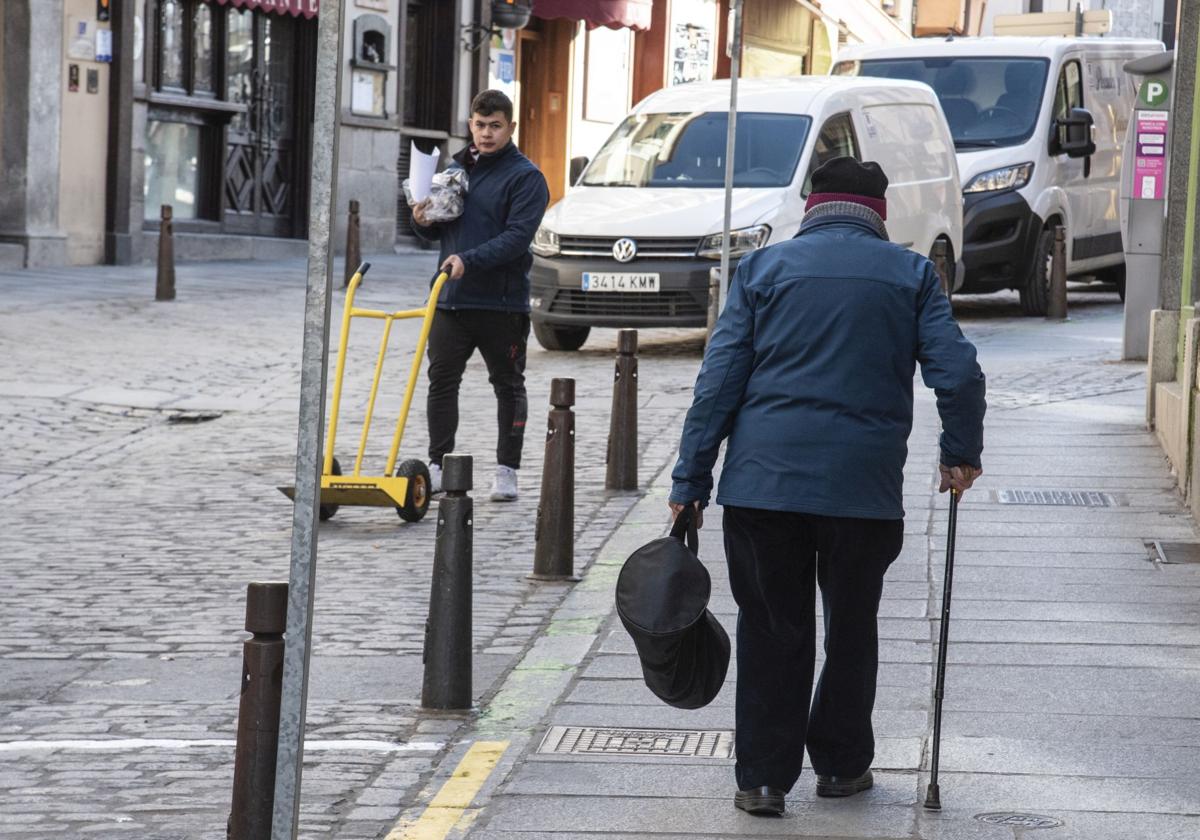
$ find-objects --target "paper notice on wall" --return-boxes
[67,18,95,60]
[407,142,440,203]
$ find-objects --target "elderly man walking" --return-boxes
[669,157,986,816]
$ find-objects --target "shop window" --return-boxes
[159,0,186,89]
[152,0,215,97]
[193,2,215,93]
[144,120,201,219]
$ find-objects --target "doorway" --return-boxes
[517,20,573,204]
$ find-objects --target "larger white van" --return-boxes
[834,37,1163,314]
[528,76,962,350]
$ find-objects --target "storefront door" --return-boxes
[224,9,300,237]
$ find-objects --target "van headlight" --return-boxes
[963,163,1034,194]
[532,226,560,257]
[697,225,771,260]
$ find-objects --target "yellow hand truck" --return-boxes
[281,263,449,523]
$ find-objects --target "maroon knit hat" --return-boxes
[805,157,889,220]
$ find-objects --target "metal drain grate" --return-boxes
[1152,541,1200,564]
[996,489,1115,507]
[975,813,1064,829]
[538,726,734,758]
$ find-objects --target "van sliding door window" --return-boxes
[1053,60,1085,150]
[802,113,859,196]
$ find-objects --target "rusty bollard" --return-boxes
[343,199,361,289]
[422,454,473,710]
[228,582,287,840]
[531,378,576,581]
[933,239,951,297]
[605,329,639,491]
[1047,225,1068,320]
[156,204,176,301]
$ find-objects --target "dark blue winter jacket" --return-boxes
[670,213,986,520]
[414,142,549,313]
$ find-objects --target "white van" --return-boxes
[528,76,963,350]
[834,36,1163,314]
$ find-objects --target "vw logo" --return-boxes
[612,238,638,263]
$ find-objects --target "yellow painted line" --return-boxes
[386,740,509,840]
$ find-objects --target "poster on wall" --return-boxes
[670,23,712,86]
[487,29,518,101]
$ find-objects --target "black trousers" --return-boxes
[426,308,530,469]
[723,505,903,792]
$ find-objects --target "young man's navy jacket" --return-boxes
[670,212,986,520]
[414,142,549,313]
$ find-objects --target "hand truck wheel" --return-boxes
[395,459,431,523]
[319,457,341,522]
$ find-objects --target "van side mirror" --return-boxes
[570,156,590,185]
[1056,107,1096,158]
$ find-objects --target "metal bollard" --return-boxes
[1047,225,1068,320]
[343,199,361,289]
[229,582,288,840]
[932,239,951,297]
[156,204,176,301]
[605,329,639,491]
[531,379,576,581]
[706,267,721,345]
[422,454,473,710]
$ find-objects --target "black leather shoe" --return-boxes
[816,769,874,797]
[734,786,786,815]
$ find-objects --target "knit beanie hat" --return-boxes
[805,157,889,220]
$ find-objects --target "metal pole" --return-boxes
[1047,225,1068,321]
[422,454,474,710]
[706,267,721,345]
[272,1,346,836]
[532,379,576,581]
[343,199,361,289]
[230,582,288,840]
[923,489,959,812]
[605,330,639,491]
[718,0,743,314]
[156,205,175,301]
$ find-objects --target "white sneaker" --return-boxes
[490,465,518,502]
[428,462,443,495]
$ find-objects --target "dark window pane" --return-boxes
[262,16,294,141]
[226,8,254,134]
[193,1,214,93]
[144,120,201,219]
[160,0,185,89]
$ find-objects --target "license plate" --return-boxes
[581,272,660,292]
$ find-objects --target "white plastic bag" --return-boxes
[404,168,468,223]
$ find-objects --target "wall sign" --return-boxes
[1133,110,1168,200]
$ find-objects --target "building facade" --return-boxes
[2,0,918,268]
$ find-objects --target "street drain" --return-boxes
[1152,541,1200,564]
[538,726,733,758]
[996,489,1115,507]
[974,813,1064,829]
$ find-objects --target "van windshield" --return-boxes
[580,111,811,188]
[834,58,1050,149]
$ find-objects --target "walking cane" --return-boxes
[923,487,959,811]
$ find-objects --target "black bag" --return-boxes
[615,506,731,710]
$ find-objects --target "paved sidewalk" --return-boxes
[393,292,1200,840]
[0,254,699,839]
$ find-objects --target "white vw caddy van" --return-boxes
[528,76,963,350]
[835,36,1163,315]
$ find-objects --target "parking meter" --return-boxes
[1121,52,1173,360]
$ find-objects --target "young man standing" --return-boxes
[411,90,550,501]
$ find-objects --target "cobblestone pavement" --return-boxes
[0,262,1158,839]
[0,254,699,839]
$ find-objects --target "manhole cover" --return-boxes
[974,813,1064,829]
[996,489,1115,507]
[537,726,733,758]
[1152,541,1200,564]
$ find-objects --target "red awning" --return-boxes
[532,0,653,31]
[211,0,319,18]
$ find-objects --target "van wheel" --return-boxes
[533,320,590,351]
[930,239,956,296]
[1019,227,1055,316]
